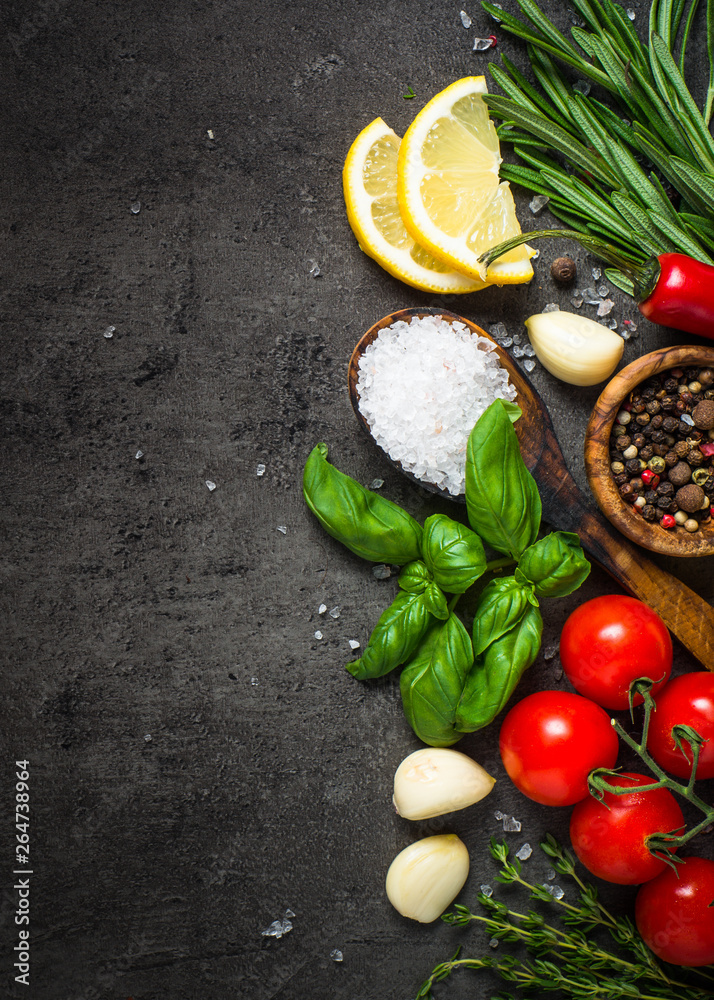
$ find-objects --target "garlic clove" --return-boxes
[393,747,495,820]
[524,310,624,386]
[386,834,470,923]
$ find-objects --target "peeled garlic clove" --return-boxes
[393,747,495,820]
[525,310,624,386]
[386,834,469,923]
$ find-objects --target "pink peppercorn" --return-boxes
[660,514,676,529]
[641,469,660,488]
[701,441,714,457]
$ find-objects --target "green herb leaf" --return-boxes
[303,443,422,564]
[465,400,541,560]
[398,560,433,594]
[455,605,543,733]
[347,590,432,681]
[472,576,531,657]
[400,614,474,747]
[517,531,591,599]
[422,514,487,595]
[423,582,450,621]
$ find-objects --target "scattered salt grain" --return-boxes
[502,814,522,833]
[135,450,144,459]
[257,463,266,476]
[529,194,550,215]
[103,325,115,339]
[330,949,344,962]
[348,639,360,650]
[356,315,516,496]
[262,918,293,939]
[490,321,508,341]
[285,909,295,918]
[143,734,152,742]
[500,336,514,348]
[542,302,560,313]
[130,201,141,214]
[309,261,321,278]
[206,480,217,491]
[480,884,493,897]
[592,267,602,281]
[473,35,496,50]
[512,334,522,345]
[314,631,323,640]
[373,564,392,580]
[623,318,638,334]
[207,129,215,139]
[329,606,341,619]
[516,842,532,860]
[542,643,559,662]
[583,287,600,305]
[489,937,500,949]
[597,284,609,298]
[277,525,287,534]
[318,604,327,615]
[681,413,695,426]
[606,318,618,330]
[512,345,525,359]
[523,359,537,373]
[621,328,632,341]
[494,811,504,820]
[546,867,556,881]
[570,294,584,309]
[460,9,472,27]
[369,478,384,490]
[627,8,636,19]
[543,884,565,900]
[597,298,615,317]
[523,344,536,357]
[573,79,591,96]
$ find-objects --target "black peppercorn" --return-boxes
[614,472,629,486]
[551,256,577,283]
[642,504,657,521]
[636,413,651,426]
[662,416,680,433]
[639,445,654,461]
[688,448,705,466]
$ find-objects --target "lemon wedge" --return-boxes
[397,77,534,284]
[343,117,488,294]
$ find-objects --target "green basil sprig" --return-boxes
[303,443,422,564]
[465,400,541,559]
[303,399,590,746]
[346,590,432,681]
[400,614,474,747]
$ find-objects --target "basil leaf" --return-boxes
[500,399,524,424]
[398,560,433,594]
[465,400,541,559]
[517,531,591,599]
[423,582,449,620]
[471,576,531,657]
[400,614,474,747]
[455,605,543,733]
[303,443,423,564]
[346,591,431,681]
[421,514,487,594]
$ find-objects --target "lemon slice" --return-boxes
[343,117,488,294]
[397,77,534,284]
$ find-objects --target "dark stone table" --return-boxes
[2,1,712,997]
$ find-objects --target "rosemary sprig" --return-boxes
[417,838,714,1000]
[481,0,714,266]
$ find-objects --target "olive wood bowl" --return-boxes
[585,345,714,559]
[348,308,714,668]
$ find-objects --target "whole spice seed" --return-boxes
[608,366,714,534]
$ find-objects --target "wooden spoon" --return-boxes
[348,307,714,669]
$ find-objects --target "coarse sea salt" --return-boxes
[356,316,516,496]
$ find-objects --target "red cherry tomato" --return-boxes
[499,690,619,806]
[636,856,714,967]
[648,673,714,780]
[560,596,672,710]
[569,772,684,885]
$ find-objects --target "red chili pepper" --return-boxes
[480,233,714,339]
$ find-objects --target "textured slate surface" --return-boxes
[1,1,713,998]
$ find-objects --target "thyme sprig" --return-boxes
[479,0,714,288]
[417,837,714,999]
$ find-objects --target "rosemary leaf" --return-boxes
[528,47,578,124]
[707,0,714,125]
[605,268,637,295]
[650,32,714,165]
[497,53,575,132]
[517,0,585,62]
[648,209,714,261]
[611,191,675,254]
[667,155,714,213]
[678,0,701,77]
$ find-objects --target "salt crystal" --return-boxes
[285,909,295,918]
[277,525,287,534]
[523,359,536,372]
[369,478,384,490]
[262,917,293,938]
[606,318,618,330]
[500,336,513,348]
[542,643,559,661]
[494,810,504,820]
[542,302,560,313]
[207,129,215,139]
[623,318,638,334]
[512,346,525,358]
[330,949,344,962]
[309,261,321,278]
[460,9,472,27]
[348,639,360,650]
[373,564,392,580]
[206,480,217,491]
[621,329,632,341]
[356,315,516,496]
[256,463,266,476]
[502,814,522,832]
[597,284,609,298]
[329,606,341,619]
[529,194,550,215]
[251,677,259,685]
[592,267,602,280]
[516,842,532,860]
[597,298,614,317]
[318,604,327,614]
[489,937,499,949]
[480,884,493,897]
[130,201,141,214]
[135,450,144,459]
[627,8,636,19]
[681,413,695,426]
[523,344,536,357]
[490,321,508,341]
[473,35,496,50]
[143,734,152,742]
[550,885,565,900]
[546,867,556,881]
[583,287,600,304]
[573,79,591,96]
[103,325,115,339]
[512,333,522,345]
[314,630,323,640]
[570,294,584,309]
